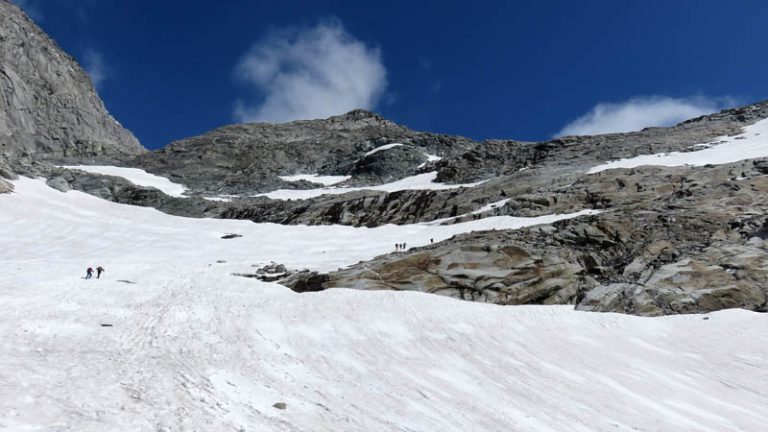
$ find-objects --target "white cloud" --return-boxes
[556,96,734,137]
[10,0,42,21]
[82,49,107,89]
[234,19,387,123]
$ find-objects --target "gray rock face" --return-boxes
[436,102,768,184]
[0,1,144,158]
[127,110,474,194]
[282,157,768,316]
[0,178,10,193]
[285,241,596,305]
[348,144,428,185]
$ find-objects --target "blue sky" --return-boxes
[11,0,768,149]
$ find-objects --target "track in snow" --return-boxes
[0,178,766,431]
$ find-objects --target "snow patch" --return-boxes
[259,171,485,200]
[279,174,351,186]
[417,152,442,169]
[589,118,768,173]
[202,195,237,202]
[60,165,188,197]
[364,143,404,156]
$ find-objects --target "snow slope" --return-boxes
[258,172,485,200]
[589,118,768,173]
[364,143,404,156]
[361,143,442,169]
[417,152,442,169]
[60,165,188,197]
[0,178,766,431]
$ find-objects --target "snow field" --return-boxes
[0,178,766,431]
[589,118,768,173]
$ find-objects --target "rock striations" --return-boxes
[0,0,144,158]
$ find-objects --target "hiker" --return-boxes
[395,243,399,251]
[430,238,434,244]
[402,242,407,250]
[96,266,105,279]
[86,267,93,279]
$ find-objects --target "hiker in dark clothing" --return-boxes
[96,266,105,279]
[86,267,93,279]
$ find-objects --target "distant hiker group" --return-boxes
[395,239,435,251]
[85,266,105,280]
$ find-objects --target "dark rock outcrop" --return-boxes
[282,158,768,315]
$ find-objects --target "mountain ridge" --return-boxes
[2,3,768,317]
[0,0,144,158]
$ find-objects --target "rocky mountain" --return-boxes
[0,0,144,157]
[2,0,768,317]
[126,109,475,194]
[9,99,767,317]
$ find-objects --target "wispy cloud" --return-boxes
[10,0,43,21]
[82,48,107,89]
[556,96,736,137]
[233,19,387,123]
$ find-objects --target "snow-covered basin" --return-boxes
[60,165,188,197]
[589,117,768,173]
[259,171,484,200]
[0,178,765,431]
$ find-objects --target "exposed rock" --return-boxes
[233,263,293,282]
[126,110,474,194]
[46,176,71,192]
[4,1,768,317]
[0,1,144,158]
[283,270,330,293]
[348,144,428,184]
[0,154,16,179]
[435,102,768,184]
[282,163,768,316]
[0,177,11,193]
[293,242,597,305]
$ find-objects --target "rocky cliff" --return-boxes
[0,0,144,158]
